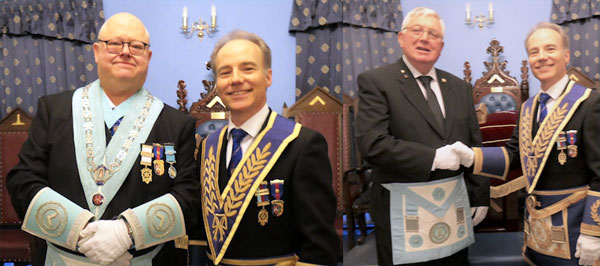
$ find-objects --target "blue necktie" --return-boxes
[538,93,551,123]
[228,128,247,174]
[109,116,123,136]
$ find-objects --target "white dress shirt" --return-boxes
[537,75,569,122]
[403,55,446,118]
[225,104,270,167]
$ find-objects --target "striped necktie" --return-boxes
[228,128,247,175]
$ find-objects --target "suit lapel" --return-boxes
[437,70,455,139]
[395,59,444,138]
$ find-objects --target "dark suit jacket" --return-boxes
[7,89,201,265]
[191,112,339,265]
[355,58,489,265]
[504,83,600,191]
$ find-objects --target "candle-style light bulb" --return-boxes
[466,3,471,21]
[211,5,217,29]
[182,6,188,29]
[488,2,494,21]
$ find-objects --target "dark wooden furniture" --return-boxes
[464,39,530,232]
[0,108,33,265]
[284,87,344,248]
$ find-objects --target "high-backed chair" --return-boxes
[568,66,597,90]
[0,108,33,265]
[284,87,344,248]
[464,39,529,232]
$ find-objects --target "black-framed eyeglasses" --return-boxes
[98,39,150,56]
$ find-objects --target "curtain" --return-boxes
[0,0,103,118]
[550,0,600,81]
[289,0,403,100]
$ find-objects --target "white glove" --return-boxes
[575,234,600,266]
[470,206,489,226]
[451,141,474,168]
[109,251,133,266]
[78,219,133,265]
[432,145,461,171]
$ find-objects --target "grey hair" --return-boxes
[524,22,570,52]
[210,29,272,74]
[401,7,446,38]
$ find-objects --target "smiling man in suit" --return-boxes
[355,7,489,265]
[188,30,339,266]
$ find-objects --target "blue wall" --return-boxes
[102,0,296,113]
[103,0,552,111]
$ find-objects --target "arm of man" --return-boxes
[118,113,201,250]
[291,128,339,265]
[576,92,600,265]
[461,81,490,208]
[356,72,439,182]
[7,94,94,251]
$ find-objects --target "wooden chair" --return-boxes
[284,87,344,250]
[568,67,597,90]
[464,39,529,232]
[0,108,33,265]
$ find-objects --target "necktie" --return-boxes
[228,128,248,174]
[417,76,444,133]
[538,93,551,123]
[109,116,123,136]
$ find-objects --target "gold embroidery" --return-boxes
[591,199,600,226]
[35,201,68,237]
[521,103,568,184]
[146,203,175,239]
[204,143,272,243]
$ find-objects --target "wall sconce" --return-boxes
[465,2,494,30]
[181,5,217,41]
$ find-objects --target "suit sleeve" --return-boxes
[7,96,54,218]
[355,72,436,182]
[291,129,339,264]
[168,116,201,232]
[462,82,490,207]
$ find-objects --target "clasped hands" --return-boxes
[432,141,474,171]
[77,219,133,265]
[433,142,487,226]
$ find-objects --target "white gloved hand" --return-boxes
[575,234,600,266]
[108,251,133,266]
[78,219,133,265]
[451,141,474,168]
[432,145,461,171]
[470,206,489,226]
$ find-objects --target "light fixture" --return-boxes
[181,5,217,41]
[465,2,494,30]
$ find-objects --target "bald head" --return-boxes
[98,12,150,43]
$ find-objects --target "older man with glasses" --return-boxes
[355,7,489,265]
[7,12,200,266]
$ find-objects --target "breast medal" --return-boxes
[566,130,577,158]
[140,144,154,184]
[270,179,284,217]
[556,132,567,165]
[165,143,177,179]
[153,143,165,176]
[255,181,270,226]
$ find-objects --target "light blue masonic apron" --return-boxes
[382,175,475,264]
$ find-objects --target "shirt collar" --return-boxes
[402,55,438,82]
[227,104,269,139]
[102,89,133,128]
[541,75,569,101]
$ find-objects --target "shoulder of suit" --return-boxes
[358,61,399,78]
[435,68,464,84]
[159,103,195,123]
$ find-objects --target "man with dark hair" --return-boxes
[188,30,339,266]
[7,12,200,265]
[355,7,489,265]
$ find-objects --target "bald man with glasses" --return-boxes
[7,12,200,266]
